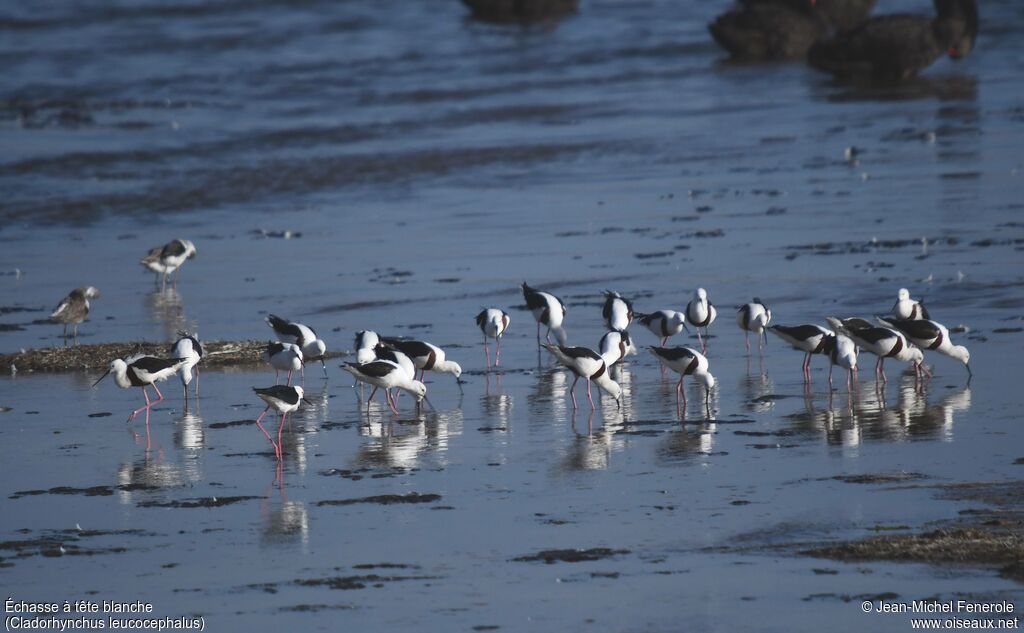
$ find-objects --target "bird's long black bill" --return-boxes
[91,370,110,388]
[423,396,436,412]
[455,376,464,394]
[301,398,313,406]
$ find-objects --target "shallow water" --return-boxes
[2,0,1024,631]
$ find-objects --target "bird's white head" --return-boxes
[93,358,129,389]
[355,330,379,350]
[182,240,197,259]
[698,371,716,392]
[898,288,910,301]
[408,380,427,401]
[951,345,970,367]
[305,339,326,360]
[695,287,707,301]
[84,286,101,299]
[293,385,305,400]
[449,361,462,379]
[603,378,622,409]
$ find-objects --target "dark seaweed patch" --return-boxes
[209,419,254,429]
[512,548,630,564]
[138,496,260,508]
[316,492,441,507]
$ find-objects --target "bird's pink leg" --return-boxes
[586,379,594,409]
[300,365,305,386]
[536,321,541,345]
[545,329,552,344]
[254,407,279,456]
[151,382,164,406]
[286,370,293,386]
[367,386,377,403]
[275,370,280,385]
[128,387,152,422]
[387,389,400,415]
[847,369,853,392]
[569,376,579,410]
[697,329,704,353]
[276,413,285,461]
[483,335,490,369]
[194,366,200,399]
[745,332,751,353]
[828,364,834,387]
[496,337,502,367]
[679,375,687,405]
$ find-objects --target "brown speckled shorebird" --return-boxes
[50,286,100,342]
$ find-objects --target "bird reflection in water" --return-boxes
[655,423,718,466]
[115,448,202,506]
[527,368,568,424]
[145,286,192,341]
[482,371,513,430]
[741,367,775,415]
[259,474,309,550]
[354,406,462,471]
[174,410,205,451]
[788,372,971,445]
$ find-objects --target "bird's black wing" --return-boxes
[131,356,182,373]
[253,385,299,405]
[267,314,302,339]
[381,338,433,359]
[886,319,941,340]
[522,283,548,311]
[559,346,602,361]
[161,239,187,258]
[351,361,397,378]
[854,327,898,345]
[651,346,697,362]
[772,324,826,340]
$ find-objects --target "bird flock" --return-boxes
[64,239,972,462]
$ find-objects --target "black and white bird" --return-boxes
[253,385,309,461]
[769,324,834,381]
[891,288,930,321]
[736,298,772,352]
[543,344,621,410]
[266,341,303,385]
[599,330,637,366]
[373,343,416,380]
[635,310,687,346]
[877,316,971,378]
[171,332,203,402]
[649,346,716,409]
[92,354,188,422]
[50,286,100,342]
[827,317,924,382]
[476,308,511,368]
[354,330,380,364]
[685,288,717,353]
[522,282,567,346]
[602,291,634,332]
[266,314,327,379]
[140,239,197,287]
[829,316,875,332]
[379,337,463,393]
[823,333,858,391]
[341,360,428,415]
